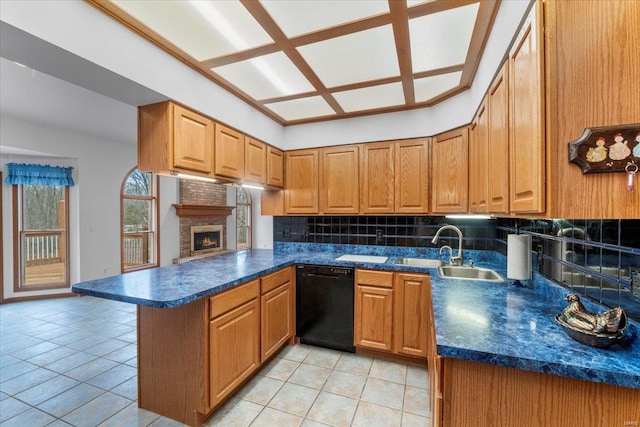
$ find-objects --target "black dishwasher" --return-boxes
[296,265,355,353]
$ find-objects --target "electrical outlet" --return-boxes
[630,267,640,301]
[376,229,384,242]
[283,228,291,238]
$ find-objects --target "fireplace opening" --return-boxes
[191,225,224,256]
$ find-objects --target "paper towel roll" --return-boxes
[507,234,532,280]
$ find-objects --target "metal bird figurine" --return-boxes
[559,294,625,334]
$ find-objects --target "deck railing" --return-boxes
[22,230,63,266]
[123,232,150,266]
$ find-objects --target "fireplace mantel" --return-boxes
[172,204,234,218]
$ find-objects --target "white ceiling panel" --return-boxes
[260,0,390,37]
[333,82,405,112]
[414,71,462,102]
[212,52,315,100]
[297,25,399,88]
[264,96,336,121]
[112,0,273,61]
[409,3,479,72]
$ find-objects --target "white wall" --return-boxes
[0,115,180,299]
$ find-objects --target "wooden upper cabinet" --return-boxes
[509,2,545,213]
[431,127,469,213]
[214,124,245,180]
[138,101,214,176]
[285,149,319,214]
[361,142,395,214]
[266,146,284,188]
[487,62,510,214]
[244,137,267,185]
[394,273,428,358]
[545,0,640,219]
[469,102,489,213]
[395,139,429,214]
[173,105,215,174]
[320,145,360,214]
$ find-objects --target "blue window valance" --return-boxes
[4,163,75,187]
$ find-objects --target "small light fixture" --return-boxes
[241,183,264,191]
[445,214,492,220]
[169,171,218,183]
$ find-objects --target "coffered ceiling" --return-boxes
[86,0,500,125]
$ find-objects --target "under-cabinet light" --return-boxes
[241,183,265,191]
[169,171,218,183]
[445,214,493,220]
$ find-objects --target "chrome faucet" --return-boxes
[432,225,464,266]
[439,245,454,264]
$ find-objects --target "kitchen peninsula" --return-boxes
[72,246,640,427]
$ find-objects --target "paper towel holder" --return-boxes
[507,234,532,287]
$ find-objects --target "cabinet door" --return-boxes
[509,3,545,213]
[261,282,293,361]
[267,146,284,188]
[285,149,319,214]
[209,297,260,407]
[394,273,428,357]
[395,139,429,213]
[355,285,393,351]
[172,104,214,174]
[214,123,245,179]
[320,145,360,214]
[431,127,469,213]
[245,137,266,185]
[469,103,489,213]
[361,142,395,214]
[487,63,509,214]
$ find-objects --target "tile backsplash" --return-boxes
[273,216,640,320]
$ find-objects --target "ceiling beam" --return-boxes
[389,0,415,105]
[460,0,501,87]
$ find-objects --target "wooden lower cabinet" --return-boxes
[355,269,430,359]
[394,273,428,357]
[209,296,260,407]
[137,268,294,427]
[260,267,294,361]
[441,358,640,427]
[355,284,394,351]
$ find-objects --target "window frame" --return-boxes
[120,167,159,273]
[12,184,70,292]
[236,187,252,251]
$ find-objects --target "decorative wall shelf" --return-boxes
[172,204,234,218]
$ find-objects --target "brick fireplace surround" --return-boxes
[178,180,228,259]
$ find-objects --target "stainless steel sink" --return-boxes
[394,258,442,268]
[438,265,503,282]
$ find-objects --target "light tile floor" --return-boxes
[0,296,430,427]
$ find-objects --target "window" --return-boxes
[236,187,251,250]
[13,184,70,291]
[121,168,158,272]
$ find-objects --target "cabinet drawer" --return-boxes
[261,267,292,294]
[209,280,259,319]
[356,269,394,288]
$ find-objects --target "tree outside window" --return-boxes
[121,168,158,272]
[236,187,251,250]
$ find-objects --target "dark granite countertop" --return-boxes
[72,244,640,390]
